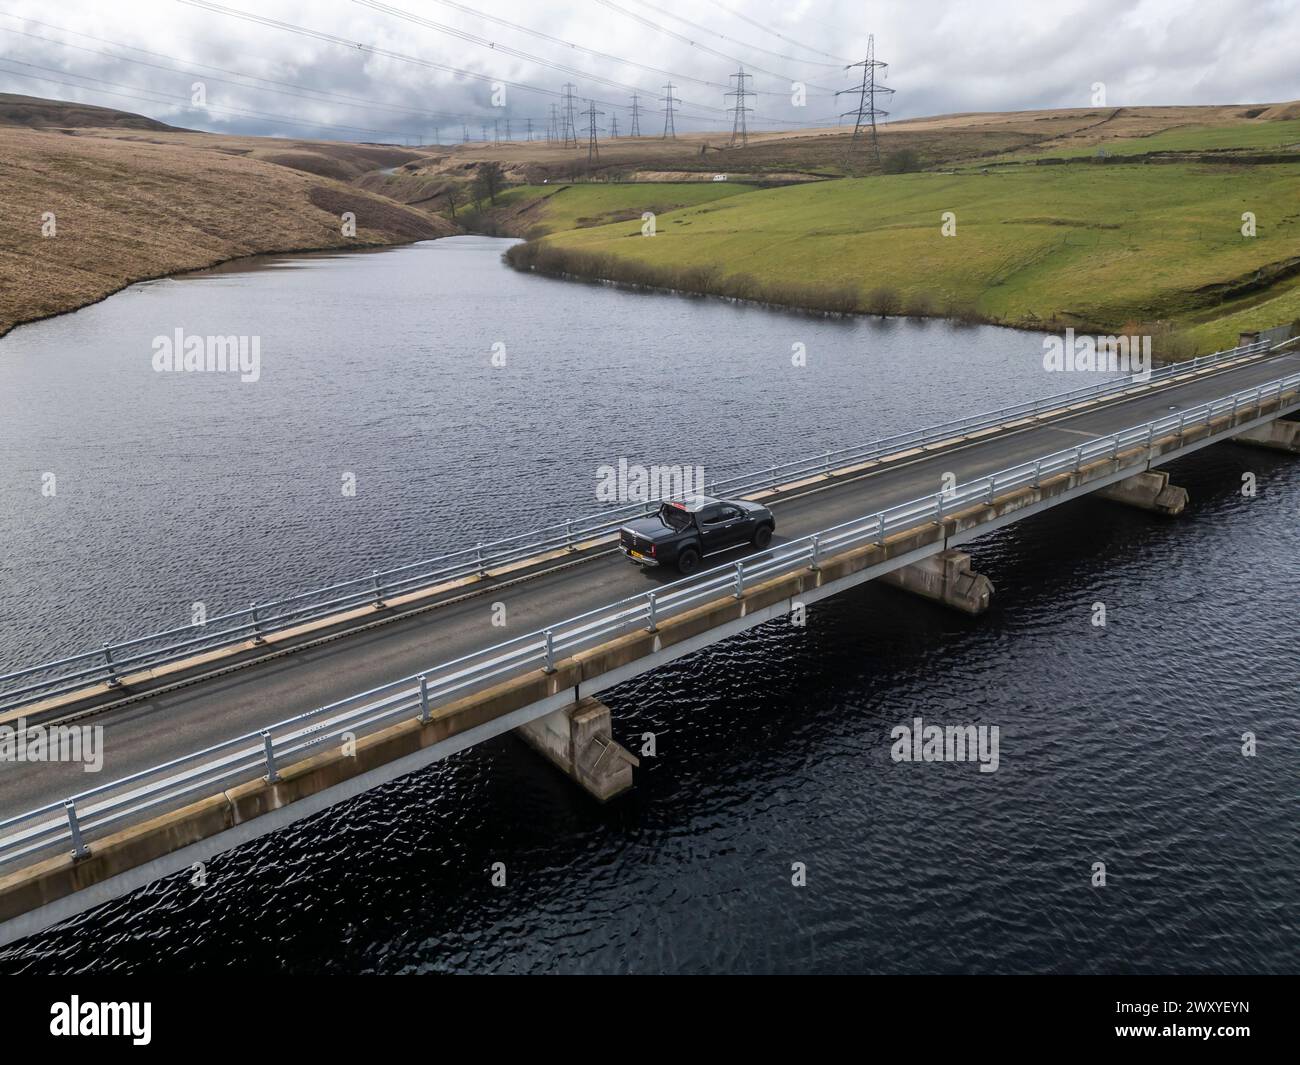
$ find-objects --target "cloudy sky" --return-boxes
[0,0,1295,142]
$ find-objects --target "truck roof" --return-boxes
[662,496,719,514]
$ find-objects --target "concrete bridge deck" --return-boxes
[3,346,1299,820]
[1,342,1298,944]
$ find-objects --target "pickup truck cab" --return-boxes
[619,496,775,575]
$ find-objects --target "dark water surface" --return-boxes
[0,237,1295,973]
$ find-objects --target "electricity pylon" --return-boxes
[726,66,753,148]
[661,82,679,139]
[581,100,604,164]
[562,83,579,148]
[837,34,894,165]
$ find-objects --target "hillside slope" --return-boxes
[0,119,456,338]
[499,107,1300,354]
[0,92,183,131]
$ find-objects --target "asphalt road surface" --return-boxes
[3,348,1298,820]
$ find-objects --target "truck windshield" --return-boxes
[659,503,694,531]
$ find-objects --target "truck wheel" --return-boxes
[752,524,773,549]
[676,548,701,575]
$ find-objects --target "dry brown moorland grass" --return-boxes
[401,103,1279,185]
[1,96,1291,339]
[0,124,455,338]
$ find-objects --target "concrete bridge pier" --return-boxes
[1094,469,1188,515]
[881,549,993,616]
[1230,417,1300,454]
[516,696,640,801]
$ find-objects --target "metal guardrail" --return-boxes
[0,338,1278,713]
[2,367,1297,870]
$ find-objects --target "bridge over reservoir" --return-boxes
[1,337,1298,946]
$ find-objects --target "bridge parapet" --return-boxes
[2,359,1300,946]
[0,337,1283,722]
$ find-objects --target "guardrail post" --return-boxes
[543,629,556,673]
[986,476,996,503]
[1255,387,1263,415]
[102,643,120,687]
[823,450,831,475]
[934,492,945,525]
[565,519,573,550]
[875,514,886,546]
[1176,412,1186,437]
[262,730,280,783]
[372,570,385,607]
[476,542,486,577]
[1031,459,1042,488]
[418,674,431,723]
[646,592,658,633]
[1110,435,1119,459]
[1146,423,1154,449]
[65,799,88,859]
[249,602,263,642]
[1074,445,1084,472]
[810,534,821,571]
[733,562,745,599]
[770,464,777,490]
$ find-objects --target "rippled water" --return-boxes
[1,238,1295,973]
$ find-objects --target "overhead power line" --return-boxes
[0,56,408,138]
[616,0,845,68]
[173,0,730,124]
[594,0,839,93]
[0,20,479,128]
[349,0,735,116]
[0,2,851,139]
[354,0,747,98]
[700,0,852,63]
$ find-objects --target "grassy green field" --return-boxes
[491,181,755,237]
[509,162,1300,353]
[985,117,1300,164]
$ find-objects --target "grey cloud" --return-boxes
[0,0,1293,142]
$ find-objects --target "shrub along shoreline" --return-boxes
[503,238,1212,359]
[504,239,976,320]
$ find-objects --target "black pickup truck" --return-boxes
[619,496,776,575]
